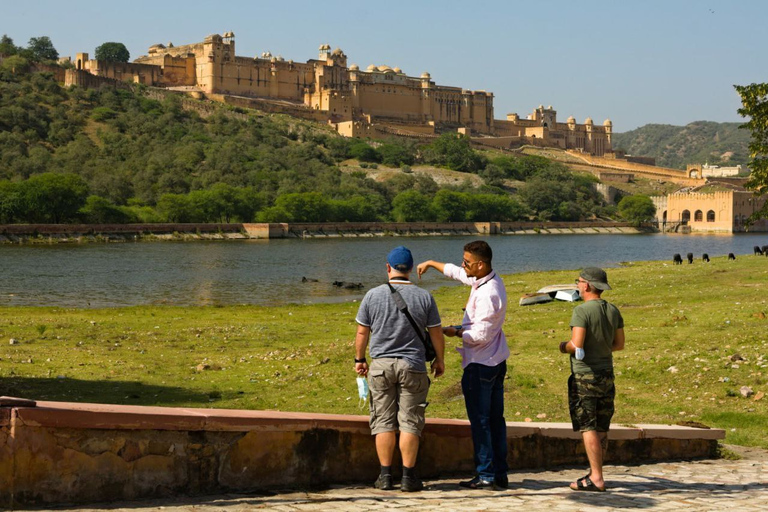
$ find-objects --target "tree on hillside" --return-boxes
[736,82,768,221]
[618,195,656,226]
[19,173,89,223]
[95,42,130,63]
[422,133,486,173]
[0,55,30,78]
[26,36,58,61]
[392,190,434,222]
[0,34,18,56]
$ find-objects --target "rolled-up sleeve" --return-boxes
[443,263,476,286]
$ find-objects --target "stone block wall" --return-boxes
[0,399,723,508]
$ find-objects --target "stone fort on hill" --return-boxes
[67,32,613,155]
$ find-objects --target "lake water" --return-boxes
[1,233,767,307]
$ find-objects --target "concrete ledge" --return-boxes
[0,398,724,508]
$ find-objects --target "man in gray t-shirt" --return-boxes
[355,246,445,493]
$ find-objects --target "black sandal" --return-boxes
[570,476,606,492]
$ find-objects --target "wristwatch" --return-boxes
[354,357,367,363]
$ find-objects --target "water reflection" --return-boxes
[1,233,766,308]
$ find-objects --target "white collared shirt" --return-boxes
[444,263,509,369]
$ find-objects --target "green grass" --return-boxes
[1,255,767,448]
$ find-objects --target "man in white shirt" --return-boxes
[417,240,509,490]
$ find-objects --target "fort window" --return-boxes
[681,210,691,224]
[694,210,703,222]
[707,210,715,222]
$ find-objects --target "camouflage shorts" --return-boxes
[568,370,615,432]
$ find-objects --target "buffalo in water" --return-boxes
[673,254,683,265]
[702,253,710,262]
[333,281,364,290]
[687,253,694,264]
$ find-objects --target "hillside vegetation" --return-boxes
[612,121,751,170]
[0,65,620,224]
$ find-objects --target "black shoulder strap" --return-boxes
[387,283,427,344]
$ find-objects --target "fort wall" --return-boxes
[569,152,703,185]
[76,34,608,150]
[64,68,134,90]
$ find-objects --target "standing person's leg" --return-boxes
[489,361,509,488]
[460,363,495,488]
[581,430,605,488]
[399,432,419,467]
[570,371,613,492]
[369,359,399,490]
[375,432,397,466]
[396,359,430,492]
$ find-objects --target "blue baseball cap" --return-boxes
[387,246,414,271]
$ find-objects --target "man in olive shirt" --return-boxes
[559,267,625,492]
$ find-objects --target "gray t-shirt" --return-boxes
[356,282,441,370]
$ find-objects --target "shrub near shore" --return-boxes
[0,256,766,448]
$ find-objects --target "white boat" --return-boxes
[537,284,579,297]
[519,292,554,306]
[554,289,581,302]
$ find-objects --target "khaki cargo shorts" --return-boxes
[368,358,430,436]
[568,370,615,432]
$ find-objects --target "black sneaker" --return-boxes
[401,475,424,492]
[459,476,495,489]
[493,475,509,490]
[374,474,394,490]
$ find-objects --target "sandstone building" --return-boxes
[68,33,612,154]
[651,190,768,233]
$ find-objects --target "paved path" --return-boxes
[47,448,768,512]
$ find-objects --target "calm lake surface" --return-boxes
[2,233,767,307]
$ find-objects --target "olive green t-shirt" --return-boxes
[569,299,624,374]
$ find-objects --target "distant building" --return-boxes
[651,190,768,233]
[66,33,613,154]
[686,163,745,179]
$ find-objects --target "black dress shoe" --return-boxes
[494,475,509,490]
[459,476,494,489]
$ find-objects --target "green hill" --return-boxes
[612,121,751,170]
[0,67,616,224]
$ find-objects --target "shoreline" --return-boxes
[0,221,651,244]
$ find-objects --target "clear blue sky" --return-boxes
[4,0,767,131]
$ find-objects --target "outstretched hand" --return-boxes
[416,261,431,279]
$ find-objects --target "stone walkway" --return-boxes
[46,448,768,512]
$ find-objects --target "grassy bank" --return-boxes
[1,255,767,448]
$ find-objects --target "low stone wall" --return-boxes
[0,223,246,243]
[0,397,723,508]
[243,222,643,238]
[0,222,645,243]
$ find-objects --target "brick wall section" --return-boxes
[0,398,723,507]
[0,223,244,235]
